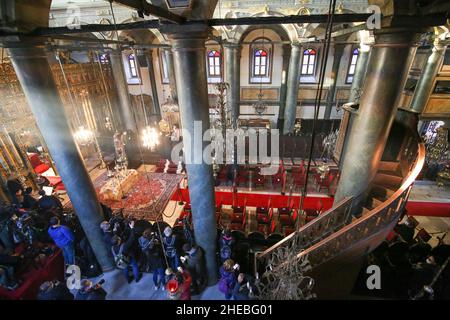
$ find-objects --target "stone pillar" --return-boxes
[283,43,302,135]
[334,29,421,211]
[164,48,178,102]
[324,44,345,120]
[109,50,136,132]
[409,41,447,114]
[164,25,217,284]
[339,44,371,169]
[8,45,114,271]
[146,49,162,121]
[349,46,371,104]
[278,44,292,131]
[224,43,241,129]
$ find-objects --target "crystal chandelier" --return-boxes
[142,126,160,151]
[74,126,94,146]
[213,82,231,130]
[253,93,268,116]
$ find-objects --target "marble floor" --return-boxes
[88,269,225,300]
[409,180,450,203]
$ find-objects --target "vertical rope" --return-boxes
[297,0,337,230]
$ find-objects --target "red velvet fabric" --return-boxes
[172,189,334,211]
[0,249,64,300]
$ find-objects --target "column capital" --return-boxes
[223,42,241,50]
[109,49,123,57]
[160,23,210,42]
[291,42,302,49]
[372,27,425,46]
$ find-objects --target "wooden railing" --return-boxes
[257,197,354,263]
[294,142,425,268]
[255,134,425,275]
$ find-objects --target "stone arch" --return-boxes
[221,10,298,44]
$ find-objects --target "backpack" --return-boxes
[218,277,229,294]
[163,235,177,258]
[112,244,130,269]
[220,239,232,260]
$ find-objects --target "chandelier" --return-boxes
[213,82,231,130]
[322,129,339,160]
[253,93,268,116]
[74,126,94,146]
[142,125,160,151]
[426,126,449,165]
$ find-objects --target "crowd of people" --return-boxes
[353,215,450,299]
[1,171,260,301]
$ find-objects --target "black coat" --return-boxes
[37,283,74,300]
[75,287,107,300]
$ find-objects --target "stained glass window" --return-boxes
[207,50,221,77]
[346,48,359,83]
[99,53,109,64]
[301,48,317,75]
[128,53,138,78]
[253,49,268,76]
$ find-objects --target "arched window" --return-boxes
[301,48,317,75]
[99,53,109,64]
[346,48,359,83]
[253,49,269,76]
[128,53,138,78]
[207,50,221,77]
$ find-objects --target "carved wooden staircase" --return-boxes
[255,118,425,298]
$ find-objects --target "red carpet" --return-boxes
[406,201,450,218]
[172,188,334,211]
[93,172,183,221]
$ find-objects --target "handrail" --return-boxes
[294,142,425,267]
[257,196,353,260]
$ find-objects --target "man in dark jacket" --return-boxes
[6,175,23,205]
[0,205,15,253]
[232,273,257,300]
[75,279,107,300]
[37,190,63,213]
[37,280,74,300]
[181,243,206,294]
[0,248,22,290]
[48,217,75,266]
[111,221,141,283]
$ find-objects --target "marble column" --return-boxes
[348,46,371,104]
[164,48,178,102]
[109,50,136,132]
[146,50,162,121]
[324,44,345,120]
[339,44,371,169]
[334,29,422,213]
[224,42,241,129]
[9,45,114,271]
[278,44,292,130]
[283,43,302,135]
[410,40,447,114]
[164,25,217,284]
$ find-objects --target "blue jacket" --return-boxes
[48,225,74,248]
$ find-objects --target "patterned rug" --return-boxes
[90,171,182,221]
